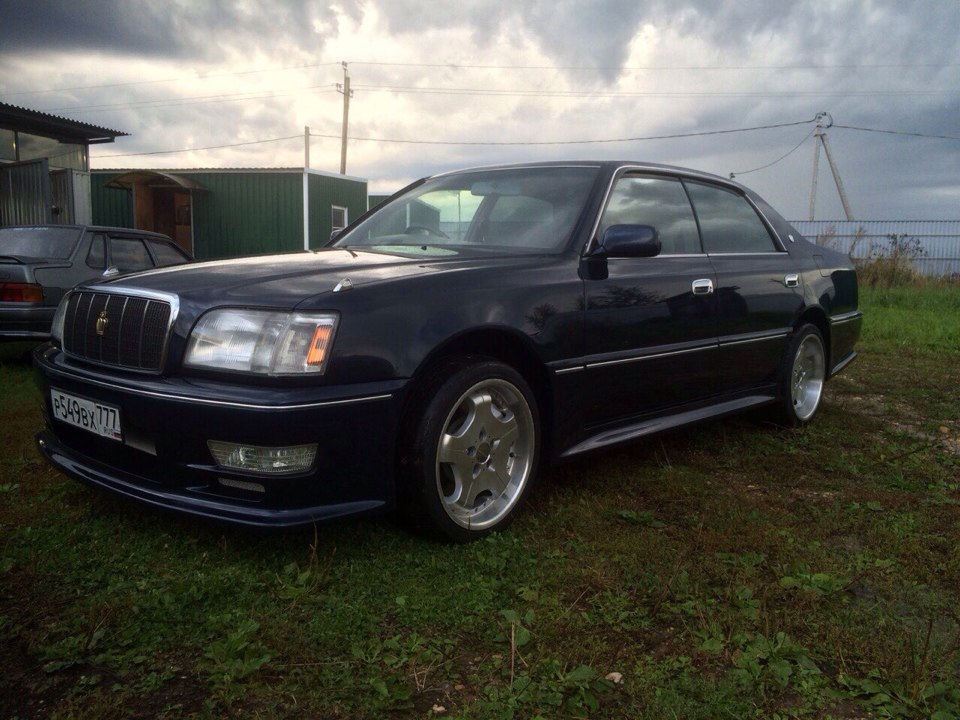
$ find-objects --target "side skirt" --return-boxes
[559,394,776,459]
[829,350,857,378]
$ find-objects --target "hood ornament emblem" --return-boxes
[95,310,109,336]
[333,278,353,293]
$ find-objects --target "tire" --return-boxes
[399,357,540,542]
[776,324,827,427]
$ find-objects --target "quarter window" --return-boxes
[86,233,106,269]
[684,182,778,254]
[599,176,701,255]
[148,240,189,266]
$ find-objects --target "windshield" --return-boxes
[0,227,82,259]
[334,166,599,256]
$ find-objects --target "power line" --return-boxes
[45,82,956,115]
[833,124,960,141]
[89,118,960,161]
[7,59,957,98]
[93,118,815,158]
[351,60,960,71]
[316,119,815,146]
[45,85,335,113]
[729,129,815,178]
[2,62,343,97]
[352,84,956,98]
[95,134,303,158]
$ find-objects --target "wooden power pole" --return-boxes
[337,62,353,175]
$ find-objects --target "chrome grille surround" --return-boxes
[60,287,180,373]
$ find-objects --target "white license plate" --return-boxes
[50,389,122,441]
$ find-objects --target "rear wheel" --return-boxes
[400,358,540,542]
[777,324,826,427]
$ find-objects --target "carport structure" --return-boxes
[0,102,127,225]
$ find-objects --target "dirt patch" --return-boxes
[891,420,960,457]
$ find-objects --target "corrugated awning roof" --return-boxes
[104,170,207,191]
[0,102,128,144]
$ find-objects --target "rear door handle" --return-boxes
[692,278,714,295]
[784,273,800,288]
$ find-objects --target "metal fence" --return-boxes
[789,220,960,277]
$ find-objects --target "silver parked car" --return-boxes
[0,225,192,340]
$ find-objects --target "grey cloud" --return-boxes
[0,0,339,62]
[4,0,957,219]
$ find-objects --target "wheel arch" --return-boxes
[402,327,555,455]
[796,305,831,372]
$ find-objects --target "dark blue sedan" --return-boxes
[34,162,861,541]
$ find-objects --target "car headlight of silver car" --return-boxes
[184,309,338,375]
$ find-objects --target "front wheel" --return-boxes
[400,359,540,542]
[776,324,827,427]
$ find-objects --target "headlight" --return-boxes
[184,309,338,375]
[50,293,70,344]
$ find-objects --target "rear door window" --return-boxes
[109,237,153,272]
[684,182,778,254]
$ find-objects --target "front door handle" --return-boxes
[784,273,800,288]
[692,278,714,295]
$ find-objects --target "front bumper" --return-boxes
[33,344,407,527]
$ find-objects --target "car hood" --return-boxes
[92,248,512,310]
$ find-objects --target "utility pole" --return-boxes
[337,62,353,175]
[302,125,310,250]
[304,125,310,169]
[808,112,854,221]
[808,122,821,221]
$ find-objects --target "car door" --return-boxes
[580,173,718,427]
[683,181,804,394]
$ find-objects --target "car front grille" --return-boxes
[62,291,173,372]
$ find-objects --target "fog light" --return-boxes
[207,440,317,474]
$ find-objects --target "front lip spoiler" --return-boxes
[35,430,386,528]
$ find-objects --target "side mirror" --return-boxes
[103,266,119,277]
[595,224,661,258]
[330,229,342,242]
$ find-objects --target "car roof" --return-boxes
[430,160,747,193]
[0,224,175,241]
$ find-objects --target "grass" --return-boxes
[1,282,958,719]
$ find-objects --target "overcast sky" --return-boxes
[1,0,957,219]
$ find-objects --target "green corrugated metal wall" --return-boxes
[307,172,368,249]
[189,171,302,259]
[91,174,132,227]
[92,170,366,260]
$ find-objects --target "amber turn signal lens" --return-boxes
[306,324,334,366]
[0,283,44,303]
